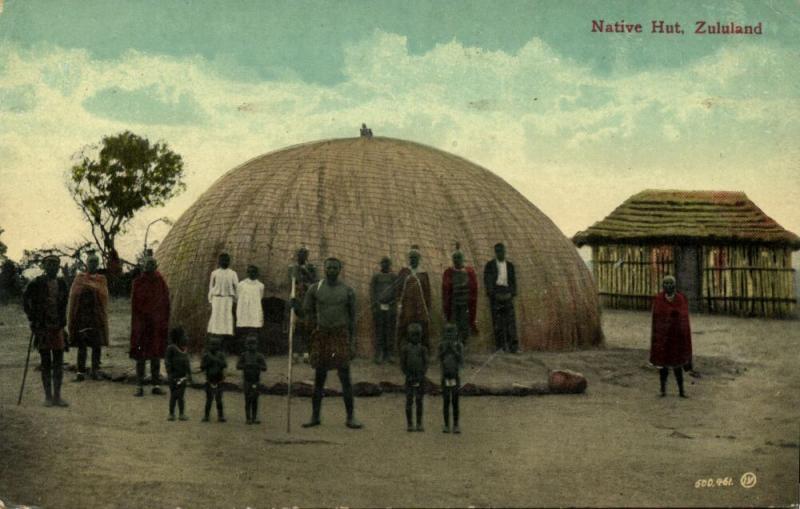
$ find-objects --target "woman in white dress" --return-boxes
[207,253,238,352]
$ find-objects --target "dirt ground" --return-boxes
[0,299,798,508]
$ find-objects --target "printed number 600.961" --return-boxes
[695,477,733,488]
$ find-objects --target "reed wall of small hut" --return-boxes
[592,242,796,317]
[702,245,795,317]
[592,244,675,310]
[576,190,799,318]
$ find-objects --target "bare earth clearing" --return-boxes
[1,299,798,508]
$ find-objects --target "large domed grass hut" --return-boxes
[156,137,603,353]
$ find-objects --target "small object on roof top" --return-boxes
[360,123,373,138]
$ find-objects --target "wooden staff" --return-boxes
[18,330,35,405]
[286,275,297,433]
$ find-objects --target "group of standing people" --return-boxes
[371,242,520,365]
[21,250,270,423]
[18,241,521,431]
[292,241,520,431]
[21,243,692,432]
[22,252,110,407]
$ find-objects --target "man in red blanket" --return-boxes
[68,251,110,381]
[442,247,478,346]
[650,275,692,398]
[130,256,170,397]
[396,246,432,352]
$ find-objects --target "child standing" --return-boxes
[400,323,428,432]
[201,336,227,422]
[439,323,464,434]
[237,335,267,424]
[165,327,192,421]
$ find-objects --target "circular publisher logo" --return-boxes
[739,472,757,489]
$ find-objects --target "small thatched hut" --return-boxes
[573,190,800,317]
[157,137,603,353]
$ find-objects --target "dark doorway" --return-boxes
[675,245,702,312]
[262,296,288,355]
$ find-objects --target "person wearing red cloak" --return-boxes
[130,256,170,397]
[396,246,432,352]
[67,251,110,381]
[442,247,478,346]
[650,275,692,398]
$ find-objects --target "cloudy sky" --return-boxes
[0,0,798,261]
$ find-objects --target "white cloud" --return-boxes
[0,33,797,260]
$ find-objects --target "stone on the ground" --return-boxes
[220,381,239,392]
[378,381,404,393]
[265,381,340,396]
[509,382,550,396]
[422,378,441,395]
[292,380,315,397]
[323,386,342,397]
[267,382,288,395]
[352,381,382,397]
[72,361,586,398]
[459,383,480,396]
[547,369,587,393]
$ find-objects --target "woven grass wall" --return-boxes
[157,137,604,353]
[593,244,675,310]
[591,242,796,317]
[703,245,796,317]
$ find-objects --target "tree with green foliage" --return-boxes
[20,242,93,271]
[0,227,7,262]
[0,228,22,303]
[0,259,23,304]
[67,131,185,261]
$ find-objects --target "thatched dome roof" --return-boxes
[157,137,603,353]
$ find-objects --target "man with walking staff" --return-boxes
[23,254,70,407]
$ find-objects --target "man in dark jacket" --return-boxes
[23,255,70,407]
[483,243,518,353]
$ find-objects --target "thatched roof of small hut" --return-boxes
[157,137,603,353]
[573,190,800,249]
